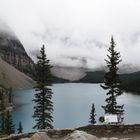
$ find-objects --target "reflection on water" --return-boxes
[12,83,140,132]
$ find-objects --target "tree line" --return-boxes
[0,87,23,136]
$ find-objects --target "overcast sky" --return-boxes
[0,0,140,69]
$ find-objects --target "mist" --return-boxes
[0,0,140,70]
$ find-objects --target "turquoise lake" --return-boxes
[12,83,140,132]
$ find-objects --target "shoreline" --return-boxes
[1,124,140,140]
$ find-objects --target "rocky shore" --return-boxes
[1,130,135,140]
[2,124,140,140]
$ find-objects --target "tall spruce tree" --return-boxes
[89,103,96,124]
[33,45,53,129]
[101,37,124,116]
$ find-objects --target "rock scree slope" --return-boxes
[0,58,34,89]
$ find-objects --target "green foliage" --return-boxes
[0,111,15,135]
[0,86,13,112]
[33,45,53,129]
[99,116,105,123]
[0,113,5,134]
[75,71,105,83]
[120,72,140,94]
[0,86,14,135]
[0,133,8,138]
[101,37,124,115]
[89,103,96,124]
[17,121,23,134]
[4,111,15,135]
[8,88,13,103]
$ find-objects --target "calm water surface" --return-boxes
[12,83,140,132]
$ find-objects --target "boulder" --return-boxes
[109,138,119,140]
[64,130,99,140]
[30,132,50,140]
[120,138,134,140]
[20,138,31,140]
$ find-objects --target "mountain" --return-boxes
[0,58,34,89]
[0,22,139,93]
[0,22,35,89]
[51,66,87,81]
[74,71,105,83]
[51,65,140,94]
[0,24,34,77]
[76,70,140,94]
[120,71,140,94]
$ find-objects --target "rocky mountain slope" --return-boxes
[0,58,34,89]
[0,25,34,77]
[0,23,35,89]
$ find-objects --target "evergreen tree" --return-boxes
[89,103,96,124]
[101,37,124,116]
[33,45,53,129]
[17,122,23,134]
[8,88,13,104]
[4,111,15,135]
[0,90,6,134]
[0,113,5,134]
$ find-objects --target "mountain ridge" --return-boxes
[0,58,34,90]
[0,26,34,77]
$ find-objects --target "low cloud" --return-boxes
[0,0,140,70]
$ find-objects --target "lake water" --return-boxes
[12,83,140,132]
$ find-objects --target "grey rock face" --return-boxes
[64,130,99,140]
[20,138,31,140]
[100,138,109,140]
[109,138,119,140]
[20,132,51,140]
[0,26,34,77]
[30,132,50,140]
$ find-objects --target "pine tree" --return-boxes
[101,36,124,116]
[33,45,53,129]
[0,113,5,134]
[4,111,15,135]
[17,122,23,134]
[0,90,6,134]
[89,103,96,124]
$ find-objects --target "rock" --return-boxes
[64,130,99,140]
[0,58,34,89]
[128,129,133,133]
[30,132,50,140]
[100,138,109,140]
[123,130,128,134]
[120,138,133,140]
[109,138,119,140]
[20,138,31,140]
[107,130,112,134]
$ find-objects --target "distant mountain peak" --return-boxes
[0,21,34,77]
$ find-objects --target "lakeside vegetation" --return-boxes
[74,71,140,95]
